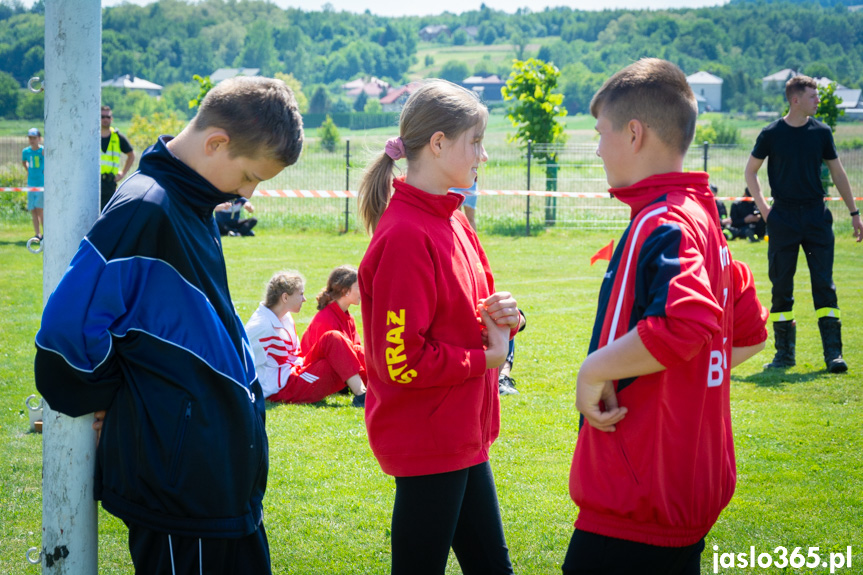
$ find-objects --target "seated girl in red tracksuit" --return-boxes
[245,270,366,407]
[300,265,366,385]
[358,80,523,575]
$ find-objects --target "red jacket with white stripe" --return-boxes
[245,304,303,398]
[359,179,499,477]
[569,172,768,547]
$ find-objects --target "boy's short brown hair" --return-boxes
[193,76,304,167]
[590,58,698,155]
[785,74,817,102]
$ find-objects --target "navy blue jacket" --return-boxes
[35,137,268,538]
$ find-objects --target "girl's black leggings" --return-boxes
[391,460,514,575]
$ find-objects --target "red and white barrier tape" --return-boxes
[3,187,862,202]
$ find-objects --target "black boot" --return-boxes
[818,317,848,373]
[765,320,796,368]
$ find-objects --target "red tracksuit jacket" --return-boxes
[301,301,366,378]
[570,172,768,547]
[359,179,499,477]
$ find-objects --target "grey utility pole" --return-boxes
[40,0,102,572]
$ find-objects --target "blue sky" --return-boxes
[82,0,730,18]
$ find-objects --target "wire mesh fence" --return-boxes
[2,136,861,235]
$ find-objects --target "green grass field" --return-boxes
[1,220,862,574]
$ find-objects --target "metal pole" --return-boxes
[41,1,101,573]
[703,141,709,173]
[526,140,531,237]
[344,139,350,234]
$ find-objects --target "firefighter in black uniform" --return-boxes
[745,74,863,373]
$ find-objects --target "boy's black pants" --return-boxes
[766,203,837,314]
[562,529,704,575]
[127,521,271,575]
[391,461,514,575]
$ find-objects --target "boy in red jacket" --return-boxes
[564,58,769,574]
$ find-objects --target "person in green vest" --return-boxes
[100,105,135,209]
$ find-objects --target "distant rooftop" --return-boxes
[210,68,261,83]
[686,71,723,85]
[100,74,163,91]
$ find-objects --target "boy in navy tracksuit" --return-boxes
[34,77,304,574]
[564,59,768,574]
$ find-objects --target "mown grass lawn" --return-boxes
[0,221,860,574]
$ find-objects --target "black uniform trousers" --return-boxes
[101,175,117,210]
[766,202,838,314]
[127,521,272,575]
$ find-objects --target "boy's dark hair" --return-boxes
[590,58,698,155]
[785,75,817,103]
[193,76,304,167]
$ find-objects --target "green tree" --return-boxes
[815,82,844,191]
[439,60,470,83]
[815,82,844,132]
[128,111,186,151]
[353,91,368,112]
[0,71,20,118]
[510,31,528,60]
[502,58,567,154]
[318,115,340,153]
[694,116,742,145]
[15,89,43,120]
[161,82,198,120]
[502,58,567,222]
[236,20,278,76]
[188,74,213,110]
[275,72,309,114]
[309,86,331,114]
[363,98,382,113]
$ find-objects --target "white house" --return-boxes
[762,68,797,92]
[686,71,723,112]
[100,74,163,97]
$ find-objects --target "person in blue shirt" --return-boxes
[21,127,44,240]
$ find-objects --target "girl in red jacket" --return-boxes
[358,79,522,575]
[300,265,366,383]
[245,270,367,407]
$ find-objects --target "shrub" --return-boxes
[318,115,340,153]
[695,116,742,145]
[0,162,28,220]
[127,111,186,151]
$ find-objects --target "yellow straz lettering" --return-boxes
[386,325,404,345]
[386,309,405,326]
[384,308,416,384]
[385,345,406,365]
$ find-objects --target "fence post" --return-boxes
[703,141,709,173]
[344,139,350,234]
[526,140,532,237]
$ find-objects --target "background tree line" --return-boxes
[1,0,862,119]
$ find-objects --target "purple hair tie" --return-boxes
[385,136,406,161]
